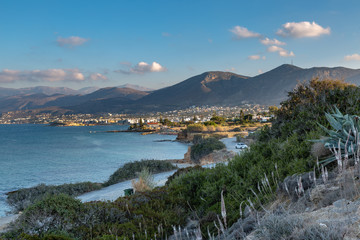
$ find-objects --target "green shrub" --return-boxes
[315,107,360,166]
[186,123,206,132]
[272,78,360,140]
[204,121,217,126]
[104,160,177,186]
[14,194,83,236]
[190,137,226,163]
[7,182,102,212]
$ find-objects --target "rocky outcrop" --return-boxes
[182,146,235,165]
[217,167,360,240]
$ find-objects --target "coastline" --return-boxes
[0,134,241,233]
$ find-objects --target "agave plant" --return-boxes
[315,106,360,166]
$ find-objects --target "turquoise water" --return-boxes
[0,124,188,217]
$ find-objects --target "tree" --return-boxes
[139,118,143,127]
[244,114,253,121]
[268,106,278,115]
[272,78,360,139]
[210,115,226,125]
[239,110,245,121]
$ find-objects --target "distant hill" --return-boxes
[242,64,360,104]
[136,71,249,108]
[0,87,148,113]
[77,86,100,94]
[118,84,154,92]
[135,64,360,108]
[2,64,360,114]
[0,86,80,98]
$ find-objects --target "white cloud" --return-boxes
[248,55,266,60]
[89,73,107,81]
[344,53,360,61]
[0,68,106,83]
[267,45,294,57]
[277,21,330,38]
[260,37,286,46]
[230,26,261,39]
[116,61,167,74]
[57,36,89,47]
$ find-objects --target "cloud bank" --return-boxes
[267,46,295,57]
[344,54,360,61]
[260,37,285,46]
[230,26,260,39]
[116,61,167,74]
[248,55,266,60]
[0,69,105,83]
[277,21,330,38]
[57,36,89,47]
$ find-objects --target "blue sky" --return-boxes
[0,0,360,90]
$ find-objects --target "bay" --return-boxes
[0,124,188,217]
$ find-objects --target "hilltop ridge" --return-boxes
[1,64,360,114]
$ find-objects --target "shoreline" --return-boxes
[0,135,241,233]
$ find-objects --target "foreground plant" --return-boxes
[316,106,360,167]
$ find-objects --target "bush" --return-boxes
[186,123,206,132]
[131,167,155,192]
[272,78,360,140]
[204,121,217,126]
[13,194,83,236]
[104,160,177,186]
[6,182,102,212]
[190,137,226,163]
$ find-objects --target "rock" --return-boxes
[182,146,235,165]
[197,149,235,165]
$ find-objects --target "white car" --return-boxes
[235,143,248,149]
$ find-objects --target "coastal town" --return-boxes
[0,104,272,125]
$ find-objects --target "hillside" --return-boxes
[0,86,82,98]
[136,71,249,107]
[138,64,360,107]
[244,64,360,104]
[0,87,148,113]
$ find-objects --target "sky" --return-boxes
[1,0,360,90]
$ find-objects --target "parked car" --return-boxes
[235,142,248,149]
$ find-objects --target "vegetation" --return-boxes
[186,123,206,132]
[6,160,177,213]
[316,107,360,166]
[131,167,156,192]
[3,78,360,239]
[6,182,102,212]
[104,160,177,186]
[190,137,226,163]
[271,78,360,140]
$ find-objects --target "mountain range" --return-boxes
[1,64,360,114]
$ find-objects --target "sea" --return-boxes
[0,124,188,217]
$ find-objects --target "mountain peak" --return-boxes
[275,64,302,71]
[200,71,249,83]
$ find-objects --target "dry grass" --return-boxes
[131,177,152,192]
[131,167,155,193]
